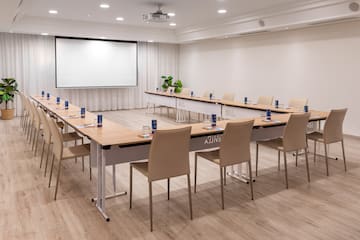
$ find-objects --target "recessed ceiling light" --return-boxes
[217,9,227,14]
[41,33,49,36]
[116,17,124,21]
[100,3,110,9]
[169,22,177,26]
[48,9,58,14]
[167,12,176,17]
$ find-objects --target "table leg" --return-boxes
[228,163,256,184]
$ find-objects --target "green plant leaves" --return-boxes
[160,76,183,93]
[0,78,18,109]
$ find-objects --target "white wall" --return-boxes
[179,21,360,136]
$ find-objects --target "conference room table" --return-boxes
[32,95,328,221]
[145,90,302,122]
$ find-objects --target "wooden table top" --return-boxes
[145,90,304,113]
[32,95,328,147]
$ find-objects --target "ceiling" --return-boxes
[1,0,360,43]
[18,0,304,29]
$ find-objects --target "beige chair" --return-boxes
[180,88,191,96]
[307,109,347,176]
[256,113,311,188]
[129,126,193,231]
[288,98,308,109]
[257,96,274,105]
[47,115,90,200]
[37,108,89,178]
[194,120,254,209]
[222,93,235,102]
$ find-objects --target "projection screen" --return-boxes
[55,37,137,88]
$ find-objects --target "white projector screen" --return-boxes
[55,37,137,88]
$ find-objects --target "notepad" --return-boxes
[76,123,96,128]
[203,126,224,131]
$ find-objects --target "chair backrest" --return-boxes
[222,93,235,101]
[180,88,191,96]
[219,120,254,167]
[323,108,347,144]
[38,108,52,144]
[282,113,310,151]
[148,126,192,181]
[288,98,308,109]
[166,87,175,93]
[31,101,41,129]
[203,91,211,98]
[24,97,33,120]
[47,115,64,160]
[257,96,274,105]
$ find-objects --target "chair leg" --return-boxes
[305,148,310,182]
[81,139,85,172]
[34,130,40,156]
[283,152,289,189]
[314,140,317,162]
[295,150,298,167]
[187,174,193,220]
[324,143,329,176]
[223,166,227,186]
[48,155,55,188]
[341,140,347,172]
[167,178,170,200]
[149,181,153,232]
[40,141,46,168]
[194,152,198,193]
[54,160,62,200]
[278,150,281,171]
[255,144,259,176]
[129,165,133,209]
[220,166,225,210]
[248,161,254,200]
[44,144,51,177]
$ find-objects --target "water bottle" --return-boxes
[275,100,279,108]
[56,97,60,105]
[244,97,248,104]
[64,100,69,110]
[80,107,86,118]
[209,93,213,100]
[211,114,217,127]
[46,93,50,100]
[97,114,103,127]
[266,109,271,121]
[191,91,194,97]
[304,105,309,112]
[151,119,157,134]
[41,90,45,98]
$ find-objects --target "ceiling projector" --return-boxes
[143,7,170,23]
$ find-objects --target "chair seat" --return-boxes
[197,149,220,165]
[307,131,324,142]
[62,144,90,160]
[257,138,284,151]
[62,132,83,142]
[131,161,149,177]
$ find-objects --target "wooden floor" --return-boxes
[1,108,360,240]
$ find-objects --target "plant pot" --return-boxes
[1,109,15,120]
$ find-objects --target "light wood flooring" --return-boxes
[1,108,360,239]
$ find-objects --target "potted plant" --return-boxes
[161,75,183,93]
[0,78,19,120]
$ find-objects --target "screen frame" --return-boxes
[55,36,139,89]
